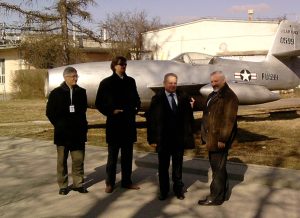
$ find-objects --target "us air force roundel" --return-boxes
[234,69,257,81]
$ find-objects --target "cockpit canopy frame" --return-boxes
[172,52,215,65]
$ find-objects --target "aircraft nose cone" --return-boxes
[199,84,213,97]
[199,83,280,105]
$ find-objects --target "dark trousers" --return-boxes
[209,151,228,202]
[57,146,85,189]
[106,143,133,187]
[158,148,184,195]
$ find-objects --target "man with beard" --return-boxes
[198,71,238,205]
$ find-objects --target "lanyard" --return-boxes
[70,87,73,105]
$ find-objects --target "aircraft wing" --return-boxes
[148,82,279,105]
[200,82,280,105]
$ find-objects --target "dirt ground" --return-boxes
[0,98,299,169]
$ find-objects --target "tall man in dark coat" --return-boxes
[95,56,141,193]
[147,73,195,200]
[46,66,88,195]
[198,71,238,205]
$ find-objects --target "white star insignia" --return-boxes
[240,70,251,81]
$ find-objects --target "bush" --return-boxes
[12,69,47,99]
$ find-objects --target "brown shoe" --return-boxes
[105,185,114,193]
[122,184,140,190]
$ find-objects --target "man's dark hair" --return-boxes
[110,56,127,72]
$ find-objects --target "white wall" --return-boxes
[0,48,28,94]
[143,19,279,60]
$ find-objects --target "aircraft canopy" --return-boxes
[172,52,214,65]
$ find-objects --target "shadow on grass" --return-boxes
[238,110,300,122]
[236,128,276,143]
[88,110,300,130]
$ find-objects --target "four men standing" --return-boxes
[46,58,238,206]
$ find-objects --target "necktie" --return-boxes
[207,91,218,106]
[170,93,177,113]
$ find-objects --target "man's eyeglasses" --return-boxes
[118,63,127,66]
[65,75,79,79]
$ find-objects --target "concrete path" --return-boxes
[0,137,299,218]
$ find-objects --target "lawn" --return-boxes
[0,98,299,169]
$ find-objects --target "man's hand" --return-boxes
[150,143,157,148]
[190,97,195,108]
[217,141,225,149]
[113,109,123,115]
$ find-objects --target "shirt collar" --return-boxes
[165,90,176,97]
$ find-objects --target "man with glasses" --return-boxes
[46,66,88,195]
[95,56,141,193]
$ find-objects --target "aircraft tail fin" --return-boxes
[267,20,300,58]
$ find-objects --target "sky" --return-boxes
[2,0,300,26]
[89,0,300,24]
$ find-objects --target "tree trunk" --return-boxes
[59,0,69,65]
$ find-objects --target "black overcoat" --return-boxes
[201,83,239,151]
[46,82,88,148]
[95,73,141,144]
[146,90,195,151]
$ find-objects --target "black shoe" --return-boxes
[175,192,185,200]
[59,188,69,195]
[198,198,223,206]
[158,193,168,201]
[72,187,88,193]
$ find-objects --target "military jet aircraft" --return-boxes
[45,20,300,111]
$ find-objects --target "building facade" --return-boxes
[0,34,110,95]
[142,19,280,60]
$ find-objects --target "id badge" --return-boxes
[69,105,75,113]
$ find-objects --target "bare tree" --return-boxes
[101,10,161,59]
[0,0,100,65]
[19,34,86,68]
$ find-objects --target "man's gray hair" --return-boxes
[63,67,77,76]
[163,73,178,83]
[210,71,225,80]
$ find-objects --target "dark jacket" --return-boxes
[201,83,238,151]
[46,82,88,148]
[146,89,195,151]
[95,72,141,144]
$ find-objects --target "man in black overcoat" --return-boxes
[147,73,195,200]
[46,66,88,195]
[199,71,238,205]
[95,56,141,193]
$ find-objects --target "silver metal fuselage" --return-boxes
[46,57,300,110]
